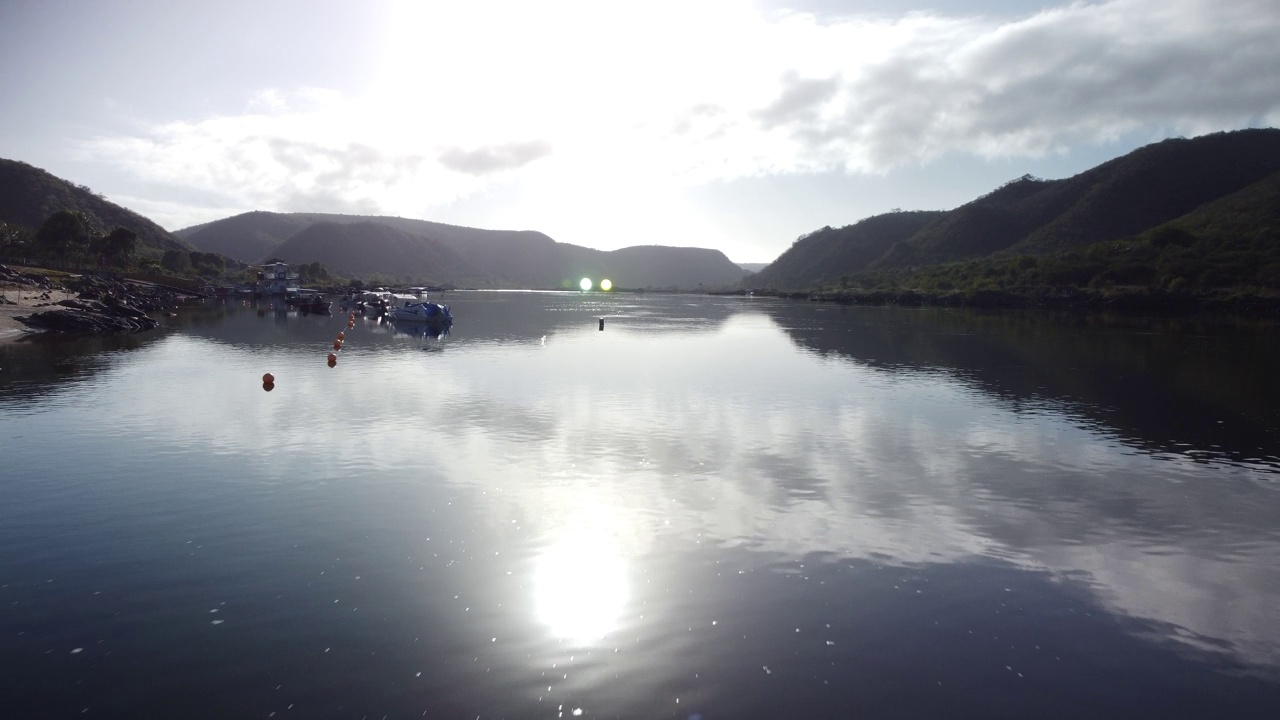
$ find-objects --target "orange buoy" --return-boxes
[332,340,342,350]
[262,381,275,392]
[337,331,345,340]
[262,373,275,384]
[327,353,337,366]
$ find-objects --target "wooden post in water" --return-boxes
[599,317,604,331]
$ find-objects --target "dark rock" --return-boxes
[11,271,174,335]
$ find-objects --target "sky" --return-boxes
[1,0,1278,264]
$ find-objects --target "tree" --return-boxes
[102,227,138,267]
[0,221,33,254]
[298,261,332,284]
[35,210,93,262]
[161,249,192,273]
[188,251,224,275]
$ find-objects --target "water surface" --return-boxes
[3,292,1279,718]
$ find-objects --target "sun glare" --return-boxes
[600,279,612,291]
[533,536,628,644]
[580,277,593,291]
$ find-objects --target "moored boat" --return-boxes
[285,290,331,314]
[390,299,453,327]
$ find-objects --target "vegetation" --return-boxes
[750,129,1280,312]
[0,158,191,257]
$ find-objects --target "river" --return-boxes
[2,292,1279,718]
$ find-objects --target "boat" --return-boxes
[285,290,331,314]
[390,299,453,327]
[295,298,331,314]
[340,290,395,315]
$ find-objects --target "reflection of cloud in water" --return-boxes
[402,313,1280,671]
[79,310,1280,672]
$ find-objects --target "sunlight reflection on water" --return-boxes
[3,294,1280,717]
[534,530,629,645]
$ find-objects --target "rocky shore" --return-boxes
[1,265,192,339]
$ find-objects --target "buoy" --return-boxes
[327,353,337,366]
[262,373,275,384]
[332,340,342,350]
[337,331,345,340]
[262,381,275,392]
[599,317,605,331]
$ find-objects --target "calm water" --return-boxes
[3,292,1280,719]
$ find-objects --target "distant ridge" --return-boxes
[180,211,748,290]
[272,221,477,281]
[0,159,192,255]
[754,128,1280,290]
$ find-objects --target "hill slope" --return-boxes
[177,211,313,263]
[181,211,748,289]
[756,128,1280,290]
[0,159,192,255]
[561,244,753,290]
[752,211,944,288]
[1158,169,1280,249]
[272,222,477,281]
[1017,130,1280,254]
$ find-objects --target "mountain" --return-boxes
[271,221,476,281]
[176,211,312,263]
[1154,170,1280,249]
[1014,130,1280,254]
[751,211,944,289]
[738,262,770,273]
[560,244,753,290]
[181,211,748,289]
[0,159,192,255]
[755,128,1280,290]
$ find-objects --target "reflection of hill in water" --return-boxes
[771,303,1280,469]
[0,332,164,406]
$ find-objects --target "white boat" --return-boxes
[390,299,453,327]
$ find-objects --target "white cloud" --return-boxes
[438,141,553,176]
[77,0,1280,242]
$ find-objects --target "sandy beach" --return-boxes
[0,287,76,343]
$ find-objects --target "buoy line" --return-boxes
[263,310,356,391]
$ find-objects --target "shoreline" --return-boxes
[0,288,77,344]
[726,287,1280,318]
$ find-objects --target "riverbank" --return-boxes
[729,286,1280,317]
[0,288,76,343]
[2,264,194,343]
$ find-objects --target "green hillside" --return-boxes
[753,128,1280,300]
[1015,129,1280,253]
[752,211,944,288]
[0,159,192,256]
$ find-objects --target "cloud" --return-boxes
[438,140,553,176]
[753,72,841,130]
[73,0,1280,239]
[724,0,1280,173]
